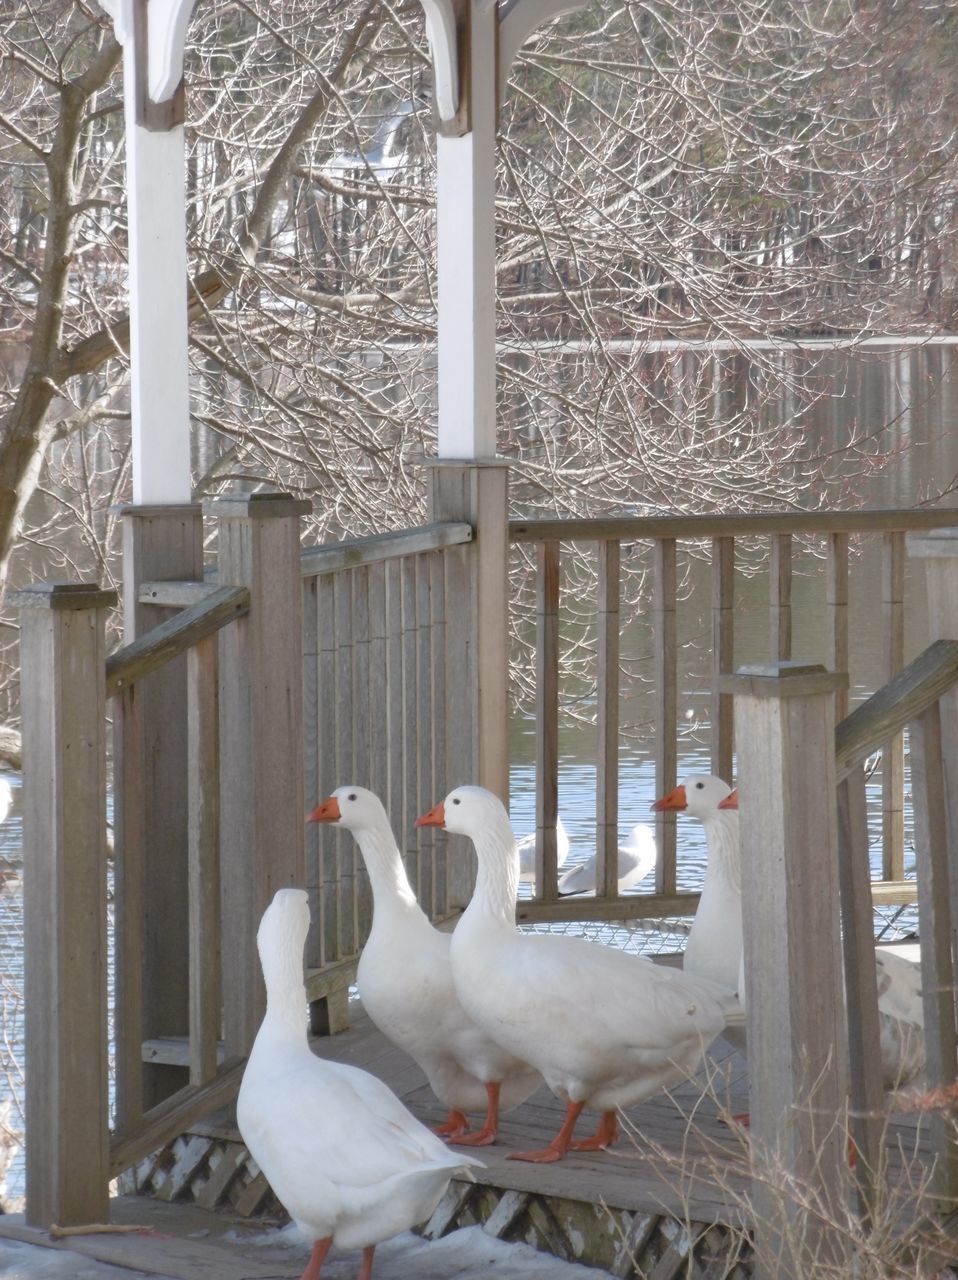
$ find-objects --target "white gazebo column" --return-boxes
[102,0,197,504]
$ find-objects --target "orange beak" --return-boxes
[652,785,687,812]
[416,802,446,829]
[308,796,342,823]
[718,790,739,810]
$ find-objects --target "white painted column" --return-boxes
[435,1,498,459]
[125,92,192,503]
[101,0,195,503]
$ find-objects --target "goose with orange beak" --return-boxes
[309,786,542,1146]
[418,786,743,1164]
[652,775,741,994]
[708,789,924,1094]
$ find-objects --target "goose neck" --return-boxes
[470,822,520,926]
[702,812,741,886]
[353,822,420,912]
[259,943,310,1042]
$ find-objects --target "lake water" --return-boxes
[1,341,956,1205]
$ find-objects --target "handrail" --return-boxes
[301,520,473,577]
[105,585,250,698]
[510,508,957,543]
[835,638,958,782]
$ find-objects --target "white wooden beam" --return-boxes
[497,0,592,101]
[419,0,460,126]
[436,1,497,459]
[99,0,196,505]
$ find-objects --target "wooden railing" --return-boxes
[109,584,250,1176]
[832,637,958,1206]
[510,508,958,923]
[301,521,474,1028]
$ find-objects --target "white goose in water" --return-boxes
[309,787,542,1145]
[417,786,743,1164]
[237,888,481,1280]
[516,816,570,885]
[556,823,657,897]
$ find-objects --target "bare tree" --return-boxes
[0,0,957,731]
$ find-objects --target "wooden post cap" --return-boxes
[719,661,849,699]
[10,583,118,611]
[907,528,958,558]
[204,492,312,519]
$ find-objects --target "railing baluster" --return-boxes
[835,767,884,1219]
[535,541,561,901]
[187,634,220,1086]
[385,558,404,866]
[416,554,435,918]
[827,532,849,723]
[317,574,338,967]
[711,536,735,782]
[654,538,677,895]
[352,566,373,943]
[596,540,620,899]
[334,569,356,958]
[769,532,792,662]
[882,531,905,880]
[402,556,420,897]
[429,552,447,913]
[114,684,146,1135]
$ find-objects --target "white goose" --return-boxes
[516,816,570,885]
[237,888,481,1280]
[667,783,925,1093]
[652,776,741,993]
[556,824,656,897]
[417,786,743,1163]
[309,787,542,1144]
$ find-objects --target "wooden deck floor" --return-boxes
[0,986,944,1279]
[323,999,756,1227]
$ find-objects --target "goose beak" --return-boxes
[416,802,446,829]
[718,790,739,810]
[652,785,687,812]
[307,796,341,823]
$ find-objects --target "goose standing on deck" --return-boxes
[309,787,542,1145]
[417,786,743,1164]
[652,776,740,993]
[237,888,481,1280]
[715,789,925,1093]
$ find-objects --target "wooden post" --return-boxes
[16,582,117,1227]
[721,662,851,1279]
[115,505,202,1120]
[210,492,309,1056]
[427,462,509,902]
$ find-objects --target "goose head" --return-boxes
[416,784,509,838]
[308,785,387,832]
[651,774,732,821]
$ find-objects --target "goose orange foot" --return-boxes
[433,1110,470,1139]
[508,1099,585,1164]
[570,1109,618,1151]
[448,1082,500,1147]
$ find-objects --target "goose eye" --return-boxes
[695,782,704,790]
[347,793,357,801]
[452,798,461,805]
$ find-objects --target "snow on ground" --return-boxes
[0,1237,158,1278]
[244,1222,614,1278]
[0,1226,614,1279]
